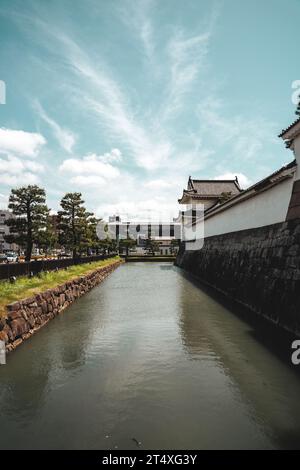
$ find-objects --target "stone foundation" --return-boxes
[176,219,300,336]
[0,260,123,352]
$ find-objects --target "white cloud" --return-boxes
[0,172,39,186]
[0,128,46,158]
[69,175,106,187]
[99,148,122,164]
[145,179,173,189]
[34,100,76,153]
[0,155,44,188]
[0,155,44,174]
[6,2,278,217]
[96,198,179,222]
[59,151,121,180]
[214,173,252,189]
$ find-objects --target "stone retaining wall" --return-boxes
[0,260,122,352]
[176,219,300,336]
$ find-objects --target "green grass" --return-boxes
[0,256,120,317]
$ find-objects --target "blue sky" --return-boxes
[0,0,299,219]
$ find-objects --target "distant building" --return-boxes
[108,216,181,254]
[0,210,19,252]
[152,236,178,256]
[109,215,121,223]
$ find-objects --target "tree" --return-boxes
[219,191,232,204]
[119,237,136,256]
[84,216,106,255]
[145,237,159,255]
[170,239,179,254]
[5,185,49,261]
[57,193,95,258]
[106,237,117,254]
[37,214,58,255]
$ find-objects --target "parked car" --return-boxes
[5,252,19,263]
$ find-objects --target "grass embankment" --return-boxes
[0,256,120,317]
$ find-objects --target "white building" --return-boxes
[151,236,179,256]
[0,210,19,252]
[178,116,300,241]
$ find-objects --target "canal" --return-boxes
[1,262,300,449]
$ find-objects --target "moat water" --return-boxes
[1,262,300,449]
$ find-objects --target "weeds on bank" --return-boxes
[0,257,120,317]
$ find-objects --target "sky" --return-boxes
[0,0,299,220]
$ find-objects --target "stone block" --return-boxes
[6,301,21,312]
[7,310,23,321]
[10,318,30,338]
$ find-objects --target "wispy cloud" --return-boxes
[0,0,286,218]
[34,100,76,153]
[162,30,210,121]
[119,0,156,64]
[11,6,211,173]
[196,96,283,178]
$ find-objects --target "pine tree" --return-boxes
[145,236,159,255]
[57,193,95,258]
[37,214,58,255]
[119,238,136,256]
[5,185,49,261]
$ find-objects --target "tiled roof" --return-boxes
[278,117,300,138]
[205,160,297,217]
[181,191,229,199]
[190,179,241,196]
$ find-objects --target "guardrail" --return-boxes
[0,254,118,280]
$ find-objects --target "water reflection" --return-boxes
[0,287,107,433]
[0,263,300,449]
[177,269,300,449]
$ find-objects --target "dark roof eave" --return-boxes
[278,117,300,138]
[191,179,237,183]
